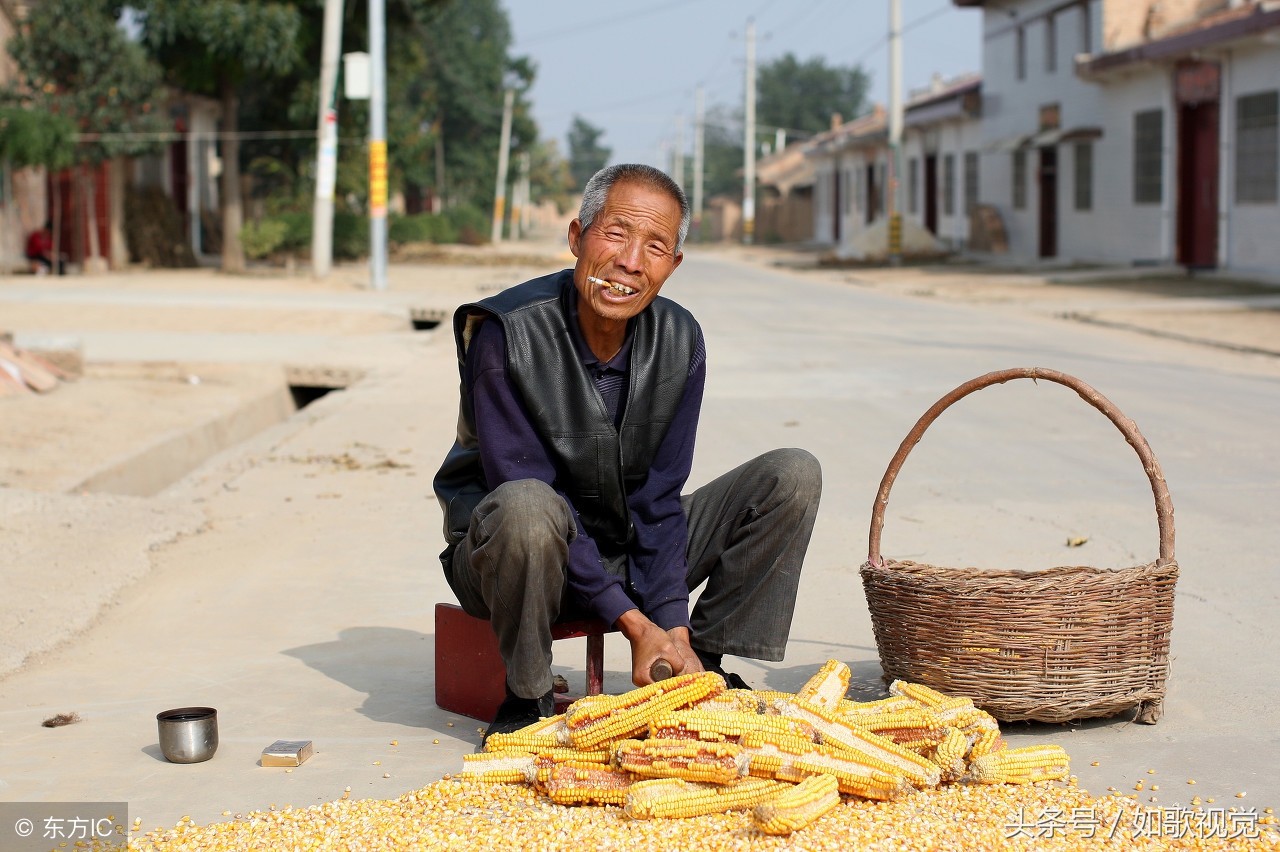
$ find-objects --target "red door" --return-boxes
[1038,146,1058,258]
[1177,100,1219,268]
[923,155,938,234]
[832,167,842,242]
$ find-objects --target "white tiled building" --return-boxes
[958,0,1280,273]
[808,80,987,253]
[808,106,890,247]
[901,74,985,250]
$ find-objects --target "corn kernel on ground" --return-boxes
[120,779,1277,851]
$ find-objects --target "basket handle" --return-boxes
[868,367,1175,568]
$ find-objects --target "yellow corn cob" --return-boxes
[789,751,913,800]
[837,695,919,717]
[967,725,1007,760]
[613,738,749,784]
[531,749,613,787]
[543,761,635,805]
[774,698,942,788]
[649,709,817,744]
[737,730,825,780]
[752,773,841,835]
[752,690,798,711]
[693,689,768,714]
[458,751,536,784]
[566,672,726,749]
[483,713,569,753]
[968,744,1070,785]
[795,659,851,710]
[888,679,950,709]
[623,777,785,820]
[846,707,945,751]
[932,696,983,729]
[930,727,968,782]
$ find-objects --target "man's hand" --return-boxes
[615,610,703,686]
[665,626,703,678]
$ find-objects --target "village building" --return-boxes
[807,105,890,248]
[958,0,1280,273]
[1,3,222,273]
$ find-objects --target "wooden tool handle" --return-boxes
[649,658,674,683]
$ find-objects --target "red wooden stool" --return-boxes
[434,602,615,722]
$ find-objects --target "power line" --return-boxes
[851,2,952,66]
[765,0,838,40]
[73,130,365,143]
[519,0,709,46]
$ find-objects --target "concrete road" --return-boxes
[0,250,1276,833]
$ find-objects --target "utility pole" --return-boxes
[368,0,388,290]
[674,113,685,195]
[742,17,756,245]
[311,0,343,279]
[510,150,529,240]
[693,85,705,241]
[518,151,532,237]
[888,0,904,265]
[491,88,514,244]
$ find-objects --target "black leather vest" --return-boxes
[433,268,699,568]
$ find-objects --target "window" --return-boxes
[1074,141,1093,210]
[1016,27,1026,81]
[1236,90,1278,204]
[1133,109,1163,204]
[964,151,979,214]
[942,153,955,216]
[1045,14,1057,74]
[1080,0,1092,55]
[908,157,919,214]
[1012,149,1027,209]
[856,166,864,212]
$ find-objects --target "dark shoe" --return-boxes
[707,666,752,690]
[481,688,555,747]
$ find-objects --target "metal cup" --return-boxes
[156,707,218,763]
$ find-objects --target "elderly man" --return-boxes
[434,163,821,739]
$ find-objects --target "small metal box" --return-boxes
[261,739,314,767]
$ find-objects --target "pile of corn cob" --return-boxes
[127,660,1279,851]
[458,661,1072,835]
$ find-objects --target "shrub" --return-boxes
[389,213,457,245]
[333,211,368,259]
[240,219,289,259]
[443,204,490,245]
[275,212,313,251]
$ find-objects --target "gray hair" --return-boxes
[578,163,691,254]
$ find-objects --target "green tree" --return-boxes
[227,0,532,231]
[567,115,610,190]
[757,53,869,136]
[137,0,304,271]
[527,138,574,213]
[701,105,743,201]
[3,0,169,267]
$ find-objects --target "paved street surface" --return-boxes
[1,248,1277,833]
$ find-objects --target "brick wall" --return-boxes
[1103,0,1231,51]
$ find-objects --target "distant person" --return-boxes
[26,222,62,275]
[433,163,823,741]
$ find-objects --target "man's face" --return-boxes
[568,180,684,325]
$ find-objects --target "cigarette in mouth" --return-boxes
[587,276,636,296]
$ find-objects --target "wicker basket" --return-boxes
[860,368,1177,724]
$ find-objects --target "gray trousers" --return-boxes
[448,448,821,699]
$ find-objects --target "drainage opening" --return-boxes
[410,307,447,331]
[290,385,337,409]
[285,365,366,410]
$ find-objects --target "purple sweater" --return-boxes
[465,300,706,630]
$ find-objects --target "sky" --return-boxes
[501,0,984,167]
